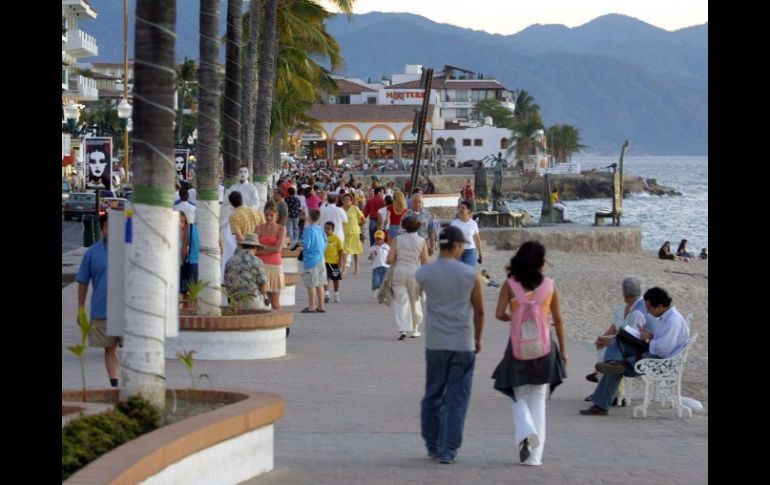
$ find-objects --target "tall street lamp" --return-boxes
[117,97,132,182]
[122,0,131,183]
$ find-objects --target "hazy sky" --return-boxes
[320,0,708,34]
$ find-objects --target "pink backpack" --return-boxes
[508,277,553,360]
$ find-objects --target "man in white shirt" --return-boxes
[225,165,261,209]
[318,190,347,245]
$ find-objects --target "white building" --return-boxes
[291,64,548,170]
[62,0,99,173]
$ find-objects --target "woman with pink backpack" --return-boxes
[491,240,567,466]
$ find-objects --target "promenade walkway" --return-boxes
[62,248,708,484]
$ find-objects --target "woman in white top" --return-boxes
[386,215,429,340]
[450,200,483,268]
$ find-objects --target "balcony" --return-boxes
[66,29,98,59]
[69,75,99,101]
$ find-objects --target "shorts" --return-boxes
[326,263,342,281]
[89,319,121,348]
[302,262,326,288]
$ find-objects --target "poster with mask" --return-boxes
[174,148,190,180]
[84,137,113,191]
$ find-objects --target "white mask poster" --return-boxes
[84,137,113,192]
[174,148,190,180]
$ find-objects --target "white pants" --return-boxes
[511,384,548,465]
[553,202,568,220]
[391,271,422,333]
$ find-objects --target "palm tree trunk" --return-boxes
[253,0,278,188]
[240,0,261,177]
[198,0,223,316]
[222,0,243,180]
[123,0,176,409]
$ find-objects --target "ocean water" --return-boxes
[504,156,708,252]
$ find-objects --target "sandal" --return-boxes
[300,307,316,313]
[316,308,326,313]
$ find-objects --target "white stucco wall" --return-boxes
[165,327,286,360]
[140,425,274,485]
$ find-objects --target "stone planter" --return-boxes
[63,388,284,485]
[279,272,300,307]
[166,309,293,360]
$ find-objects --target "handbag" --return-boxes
[359,232,366,242]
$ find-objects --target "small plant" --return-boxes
[176,349,210,398]
[218,287,256,315]
[182,279,209,309]
[66,307,92,402]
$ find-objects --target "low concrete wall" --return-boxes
[166,310,293,360]
[480,225,641,253]
[64,389,284,485]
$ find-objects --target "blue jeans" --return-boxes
[368,219,379,246]
[372,266,388,290]
[460,248,477,268]
[592,337,655,411]
[421,349,476,461]
[286,217,300,242]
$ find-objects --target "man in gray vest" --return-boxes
[415,226,485,464]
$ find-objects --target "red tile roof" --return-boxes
[334,78,377,94]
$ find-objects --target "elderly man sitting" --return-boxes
[223,233,269,309]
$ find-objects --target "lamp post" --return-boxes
[117,97,132,183]
[122,0,130,183]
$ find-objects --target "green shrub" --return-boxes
[115,395,160,435]
[61,395,161,480]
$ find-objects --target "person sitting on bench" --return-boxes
[551,188,570,222]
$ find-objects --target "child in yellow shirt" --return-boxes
[324,221,345,303]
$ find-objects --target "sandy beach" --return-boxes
[481,248,708,404]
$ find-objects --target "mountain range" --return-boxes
[82,2,707,155]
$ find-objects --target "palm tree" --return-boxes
[174,58,198,144]
[222,0,243,180]
[239,0,261,177]
[513,89,540,122]
[252,0,354,181]
[252,0,279,183]
[547,124,586,163]
[509,116,545,165]
[197,0,223,316]
[123,0,177,409]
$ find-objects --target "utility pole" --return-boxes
[122,0,130,183]
[409,67,433,192]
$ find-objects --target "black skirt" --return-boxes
[491,331,567,401]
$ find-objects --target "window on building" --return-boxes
[455,108,468,118]
[367,97,376,104]
[474,139,483,147]
[463,139,472,147]
[338,95,350,104]
[500,138,509,149]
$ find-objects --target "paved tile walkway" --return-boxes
[62,250,708,484]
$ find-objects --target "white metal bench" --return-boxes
[631,332,698,418]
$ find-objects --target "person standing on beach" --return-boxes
[415,225,485,464]
[580,287,689,416]
[491,240,567,466]
[76,213,121,388]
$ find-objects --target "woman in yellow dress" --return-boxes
[342,192,365,274]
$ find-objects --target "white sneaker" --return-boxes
[334,293,341,303]
[371,290,378,299]
[410,330,422,338]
